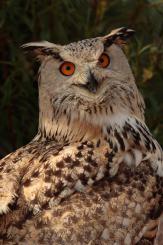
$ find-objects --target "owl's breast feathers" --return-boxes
[0,117,162,244]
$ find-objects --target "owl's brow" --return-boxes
[42,48,63,61]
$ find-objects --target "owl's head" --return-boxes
[23,27,145,141]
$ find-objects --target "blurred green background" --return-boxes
[0,0,163,158]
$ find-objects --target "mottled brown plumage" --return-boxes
[0,27,162,244]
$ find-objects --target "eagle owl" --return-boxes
[0,27,162,245]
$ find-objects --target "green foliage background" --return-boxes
[0,0,163,158]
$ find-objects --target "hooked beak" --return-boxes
[75,72,99,94]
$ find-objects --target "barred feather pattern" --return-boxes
[0,27,162,244]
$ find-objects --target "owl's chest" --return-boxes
[19,141,163,244]
[22,140,110,208]
[21,138,139,211]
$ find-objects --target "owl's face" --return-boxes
[23,28,144,129]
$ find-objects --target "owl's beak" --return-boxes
[84,72,98,93]
[74,72,98,93]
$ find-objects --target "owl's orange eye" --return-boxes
[60,62,75,76]
[98,53,110,68]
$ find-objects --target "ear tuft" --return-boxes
[102,27,135,47]
[21,41,61,61]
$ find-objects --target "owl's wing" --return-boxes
[0,146,30,214]
[0,140,65,215]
